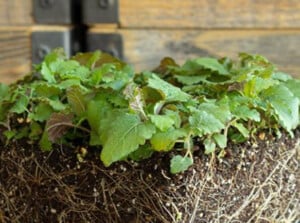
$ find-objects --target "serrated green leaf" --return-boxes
[244,76,277,97]
[10,94,29,114]
[189,101,231,136]
[34,83,61,97]
[227,93,260,122]
[57,79,82,89]
[150,128,187,151]
[149,114,175,131]
[164,109,182,128]
[147,73,190,102]
[50,60,90,80]
[204,138,216,154]
[175,75,207,85]
[28,103,53,121]
[67,86,86,116]
[261,85,299,132]
[100,113,156,166]
[183,57,229,75]
[170,155,193,174]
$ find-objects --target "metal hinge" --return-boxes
[32,0,121,64]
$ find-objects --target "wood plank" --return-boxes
[0,27,31,84]
[0,25,77,84]
[89,28,300,77]
[0,0,33,25]
[120,0,300,28]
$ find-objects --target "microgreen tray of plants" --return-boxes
[1,49,299,174]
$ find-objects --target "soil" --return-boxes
[0,129,299,223]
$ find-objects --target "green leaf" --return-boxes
[10,94,29,114]
[129,144,154,161]
[67,86,86,116]
[228,93,260,122]
[261,85,299,132]
[41,62,56,83]
[28,103,53,121]
[3,130,17,143]
[100,113,156,166]
[182,57,229,75]
[47,98,66,111]
[86,96,113,145]
[203,138,216,154]
[29,121,43,140]
[175,75,207,85]
[213,133,227,148]
[170,155,193,174]
[39,130,52,151]
[244,76,277,97]
[149,114,175,131]
[0,83,9,101]
[57,79,82,89]
[232,122,250,138]
[272,72,292,81]
[147,73,191,102]
[283,79,300,100]
[189,101,231,136]
[150,128,187,151]
[49,59,89,80]
[34,83,61,97]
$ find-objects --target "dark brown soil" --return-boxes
[0,130,299,223]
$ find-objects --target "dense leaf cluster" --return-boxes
[0,49,299,173]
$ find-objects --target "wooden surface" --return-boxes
[119,0,300,28]
[1,0,299,28]
[90,28,300,77]
[0,1,32,25]
[0,27,31,84]
[0,0,299,83]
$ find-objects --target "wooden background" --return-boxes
[0,0,300,83]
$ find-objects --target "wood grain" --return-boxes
[1,27,299,84]
[119,0,300,28]
[0,27,31,84]
[90,28,300,77]
[0,0,33,25]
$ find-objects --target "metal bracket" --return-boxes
[86,33,123,59]
[82,0,119,24]
[33,0,118,24]
[32,0,121,62]
[31,28,84,64]
[33,0,81,24]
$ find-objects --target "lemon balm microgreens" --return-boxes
[0,49,299,173]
